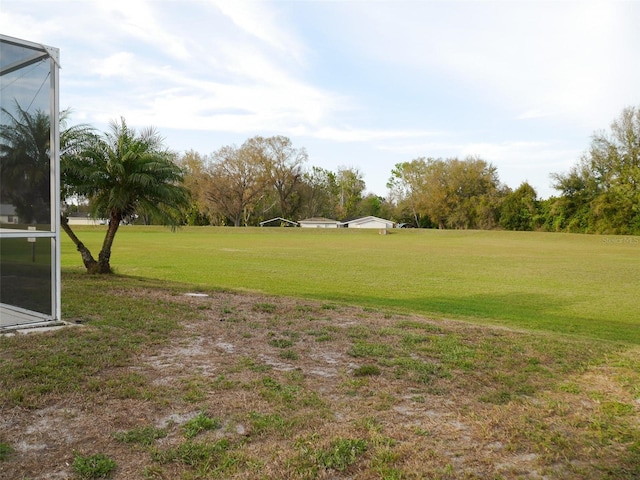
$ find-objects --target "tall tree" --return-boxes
[179,150,212,225]
[0,104,94,224]
[499,182,539,231]
[357,193,387,218]
[420,158,452,229]
[387,156,502,229]
[551,105,640,233]
[335,167,366,220]
[549,163,597,232]
[444,156,502,229]
[298,166,339,219]
[258,135,307,219]
[205,139,270,226]
[387,158,429,226]
[62,118,190,273]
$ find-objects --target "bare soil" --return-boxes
[1,289,638,479]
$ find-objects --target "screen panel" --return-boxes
[0,34,59,328]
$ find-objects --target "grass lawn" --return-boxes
[61,226,640,343]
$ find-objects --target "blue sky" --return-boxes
[2,0,639,198]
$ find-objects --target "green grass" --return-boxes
[279,349,299,360]
[314,438,368,471]
[269,338,294,348]
[60,226,640,343]
[353,364,381,377]
[183,412,221,439]
[0,442,14,461]
[72,452,117,479]
[0,273,187,409]
[151,439,232,467]
[113,425,167,446]
[248,411,294,437]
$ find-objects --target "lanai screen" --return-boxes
[0,34,60,328]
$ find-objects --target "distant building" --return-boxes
[298,217,341,228]
[340,216,396,229]
[65,215,105,226]
[0,204,18,224]
[259,217,298,227]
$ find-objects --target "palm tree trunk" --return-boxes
[97,213,121,273]
[60,215,99,273]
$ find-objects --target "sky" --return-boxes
[2,0,639,199]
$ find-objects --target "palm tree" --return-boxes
[63,117,190,273]
[0,105,53,225]
[1,103,95,221]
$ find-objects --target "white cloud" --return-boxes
[0,0,344,138]
[293,126,441,143]
[89,52,137,78]
[92,0,192,61]
[515,109,561,121]
[209,0,307,64]
[3,0,637,199]
[378,138,578,167]
[333,1,640,129]
[0,9,61,42]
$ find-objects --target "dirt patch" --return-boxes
[1,288,638,479]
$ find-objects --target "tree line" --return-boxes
[178,105,640,235]
[2,104,638,273]
[178,136,374,227]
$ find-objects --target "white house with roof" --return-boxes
[298,217,341,228]
[340,216,396,229]
[0,204,18,225]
